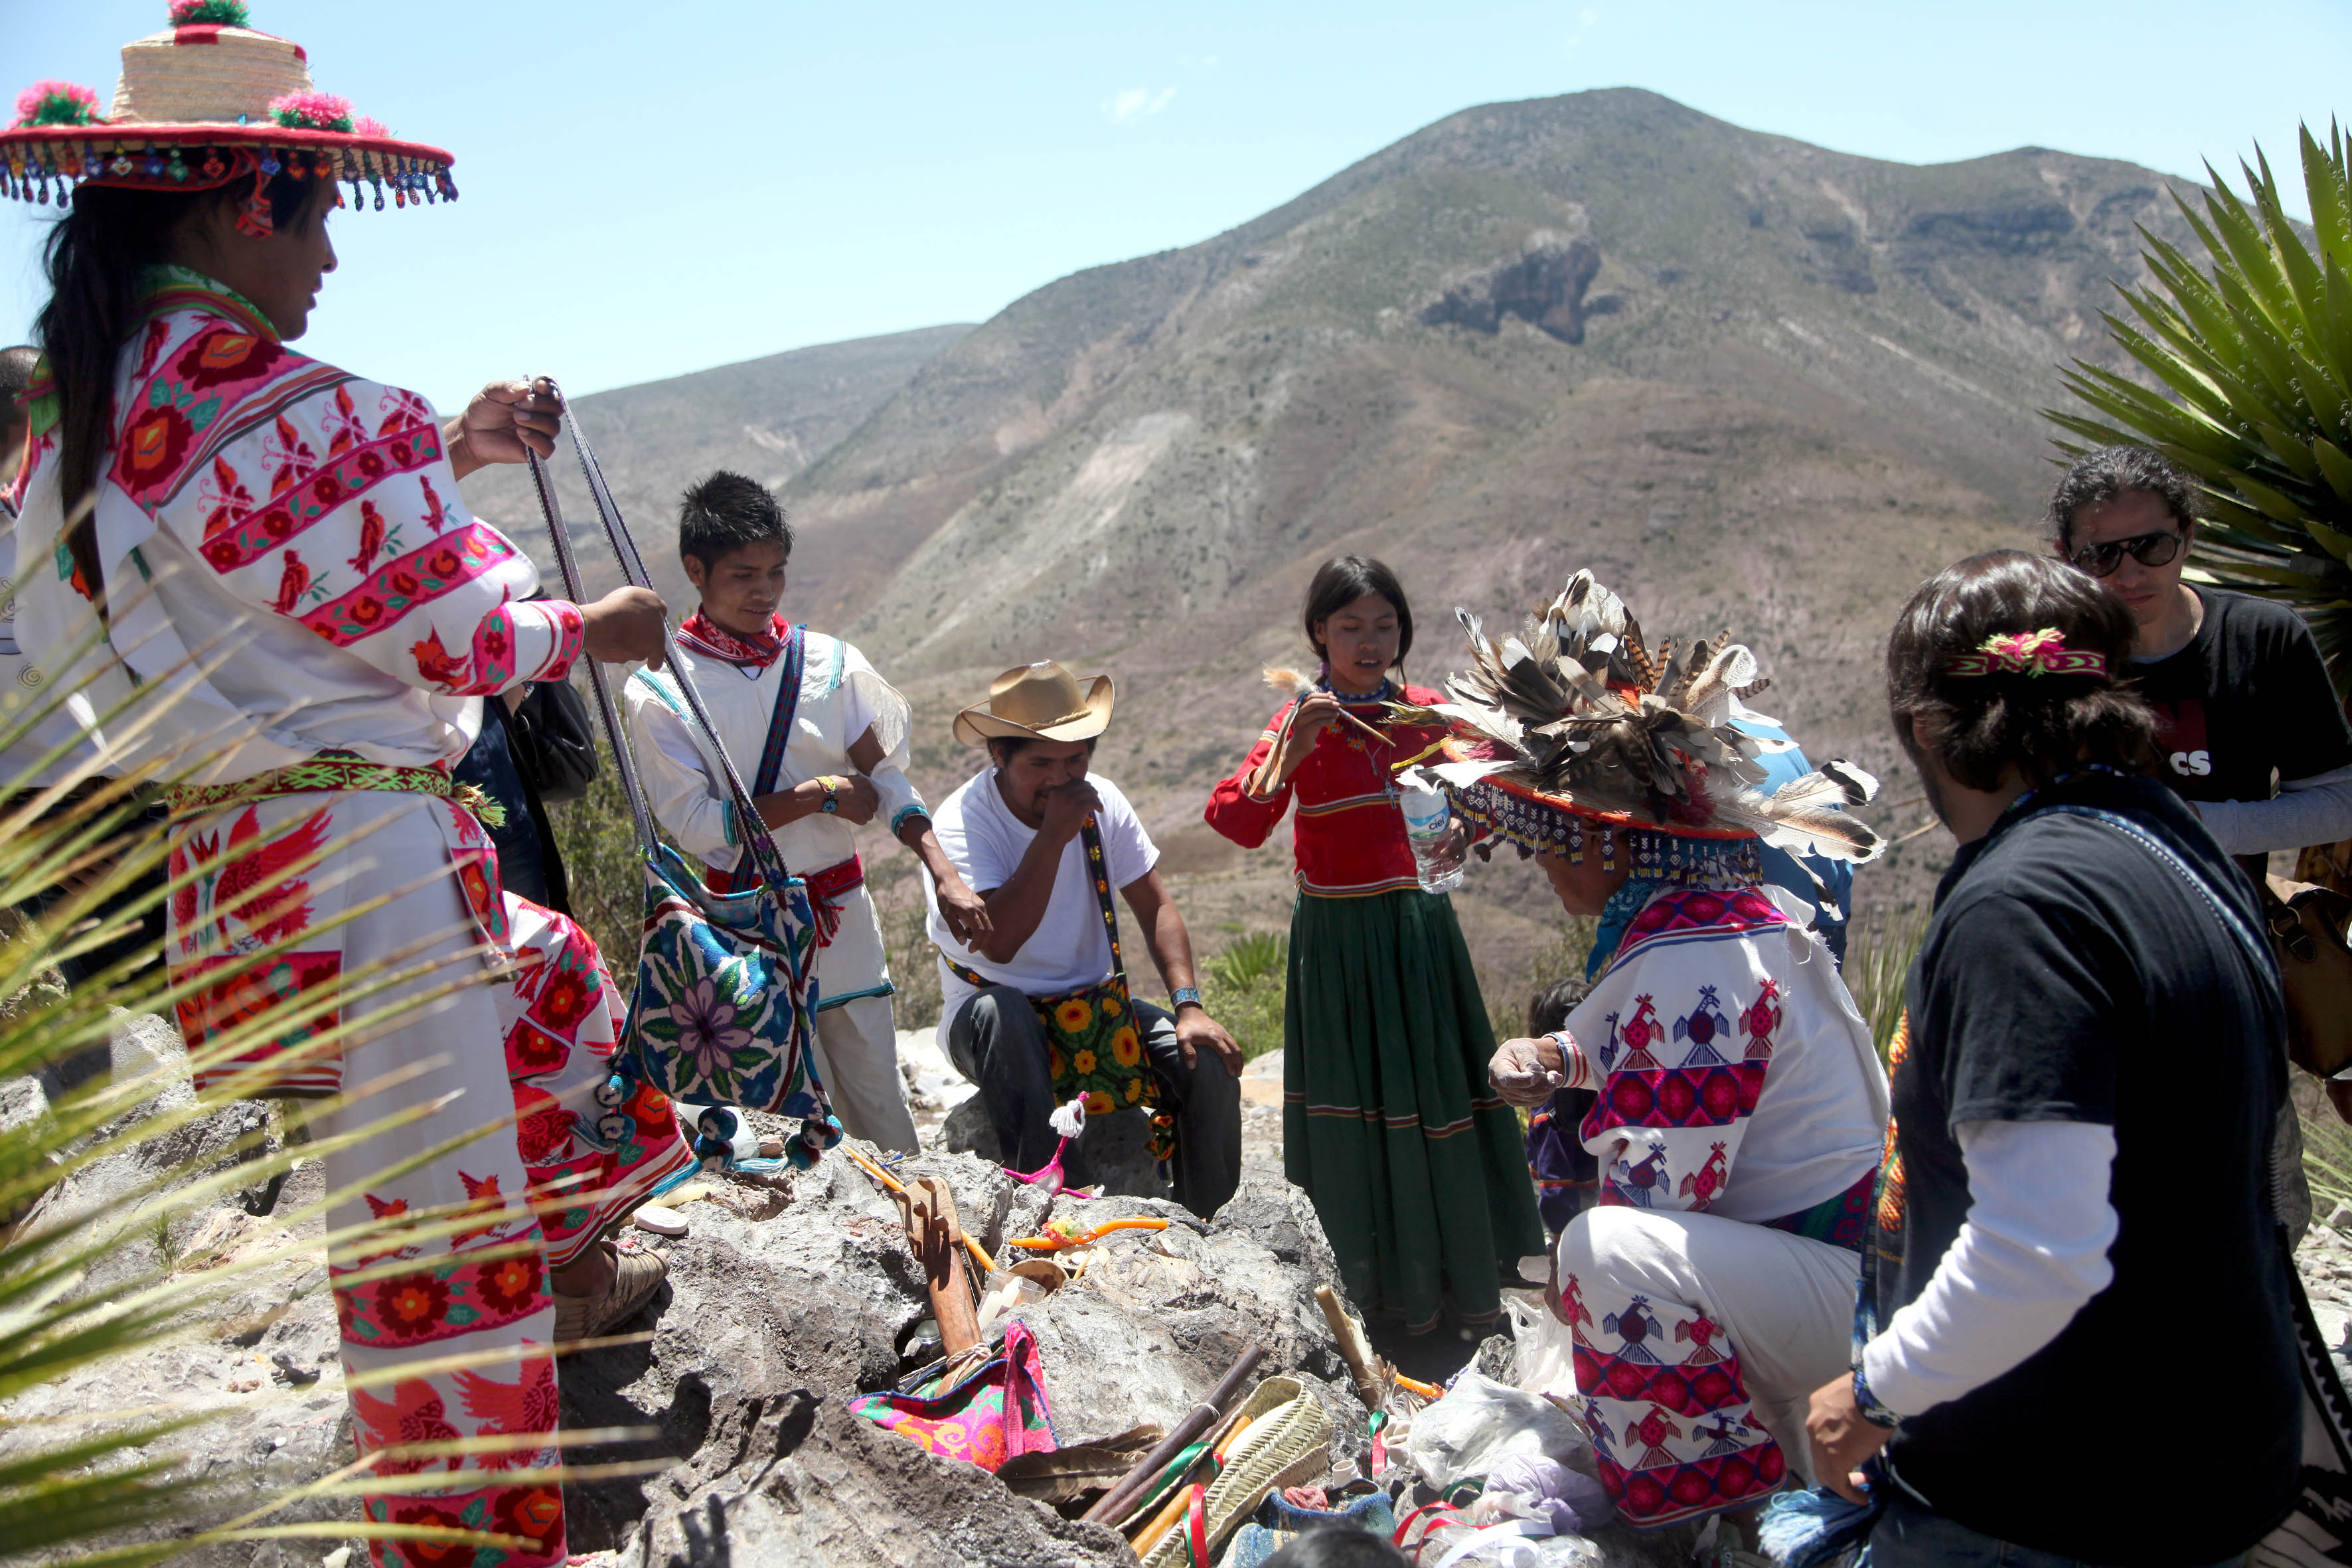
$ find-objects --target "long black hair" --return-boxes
[36,174,305,600]
[1301,555,1413,671]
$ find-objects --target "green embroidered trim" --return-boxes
[167,751,507,828]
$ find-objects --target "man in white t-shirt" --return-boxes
[925,661,1242,1217]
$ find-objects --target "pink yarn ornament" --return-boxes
[268,90,354,133]
[353,115,390,138]
[13,80,101,130]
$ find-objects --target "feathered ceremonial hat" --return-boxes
[1407,570,1883,881]
[1,2,454,234]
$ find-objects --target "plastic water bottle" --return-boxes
[1399,780,1464,894]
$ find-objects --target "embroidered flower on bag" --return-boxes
[675,975,753,1085]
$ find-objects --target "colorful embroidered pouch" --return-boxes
[847,1320,1059,1472]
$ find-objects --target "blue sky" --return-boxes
[5,1,2345,412]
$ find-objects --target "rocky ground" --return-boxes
[19,1016,2352,1567]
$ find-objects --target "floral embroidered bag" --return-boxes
[846,1320,1059,1471]
[951,821,1175,1160]
[527,392,840,1165]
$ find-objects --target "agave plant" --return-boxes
[2047,123,2352,690]
[0,672,655,1564]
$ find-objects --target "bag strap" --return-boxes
[2042,803,2352,1467]
[749,623,809,799]
[522,381,793,890]
[1082,817,1128,987]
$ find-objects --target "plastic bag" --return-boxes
[1403,1372,1594,1491]
[1503,1290,1577,1401]
[1471,1454,1612,1539]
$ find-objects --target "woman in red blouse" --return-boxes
[1205,558,1543,1334]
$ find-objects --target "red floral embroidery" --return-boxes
[492,1484,565,1558]
[376,1271,452,1336]
[474,1249,545,1318]
[512,1085,571,1164]
[174,326,281,392]
[121,402,195,487]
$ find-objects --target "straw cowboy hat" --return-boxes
[2,1,455,232]
[955,661,1117,748]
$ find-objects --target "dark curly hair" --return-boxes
[1887,550,2157,792]
[2045,444,2199,550]
[677,469,793,572]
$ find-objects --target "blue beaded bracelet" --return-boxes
[1171,986,1203,1010]
[1852,1364,1901,1430]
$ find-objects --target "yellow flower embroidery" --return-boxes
[1124,1077,1143,1103]
[1101,993,1123,1018]
[1087,1090,1115,1115]
[1048,1048,1065,1079]
[1072,1049,1097,1075]
[1055,998,1094,1032]
[1112,1027,1141,1066]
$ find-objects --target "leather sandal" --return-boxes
[553,1235,670,1348]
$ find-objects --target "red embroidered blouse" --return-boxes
[1203,684,1450,898]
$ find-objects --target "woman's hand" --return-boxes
[1489,1035,1566,1107]
[580,586,668,668]
[1806,1374,1895,1505]
[444,378,562,479]
[1289,690,1346,746]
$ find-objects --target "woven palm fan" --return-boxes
[1399,571,1883,880]
[1140,1376,1333,1567]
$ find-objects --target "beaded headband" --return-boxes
[1943,628,2108,680]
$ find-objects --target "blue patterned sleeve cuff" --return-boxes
[890,803,927,835]
[1853,1364,1901,1430]
[722,799,740,848]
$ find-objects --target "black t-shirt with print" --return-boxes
[2130,586,2352,803]
[1878,770,2297,1561]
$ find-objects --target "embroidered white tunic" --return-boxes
[10,268,578,787]
[623,631,924,1010]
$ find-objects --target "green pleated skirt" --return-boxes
[1282,888,1545,1333]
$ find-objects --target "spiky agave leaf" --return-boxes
[0,672,656,1562]
[2047,121,2352,694]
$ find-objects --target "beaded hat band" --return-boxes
[3,3,453,234]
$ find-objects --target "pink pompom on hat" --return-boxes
[0,1,453,234]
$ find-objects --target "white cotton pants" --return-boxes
[813,992,919,1152]
[1560,1205,1858,1526]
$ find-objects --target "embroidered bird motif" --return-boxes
[325,383,365,455]
[1673,984,1733,1067]
[449,1170,512,1249]
[1674,1311,1728,1365]
[1612,1140,1670,1208]
[273,549,310,614]
[199,455,253,540]
[266,414,315,497]
[411,626,471,692]
[1622,1405,1684,1469]
[1560,1274,1595,1343]
[349,1381,461,1474]
[449,1356,560,1466]
[210,806,329,950]
[1695,1412,1752,1456]
[348,501,386,575]
[1742,980,1782,1060]
[1601,1294,1662,1362]
[353,1190,425,1265]
[1613,996,1664,1071]
[420,475,451,533]
[1678,1141,1730,1208]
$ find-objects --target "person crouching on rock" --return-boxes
[926,660,1243,1217]
[6,16,696,1562]
[623,472,990,1154]
[1203,556,1544,1338]
[1805,552,2298,1564]
[1453,572,1889,1530]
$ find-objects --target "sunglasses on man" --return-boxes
[2067,530,2183,578]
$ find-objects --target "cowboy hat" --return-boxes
[954,661,1116,748]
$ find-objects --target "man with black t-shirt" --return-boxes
[2049,445,2352,877]
[1805,552,2298,1564]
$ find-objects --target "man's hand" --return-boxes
[580,586,668,669]
[1805,1373,1894,1505]
[935,870,992,948]
[443,378,562,480]
[799,774,878,825]
[1172,1004,1243,1077]
[1490,1035,1566,1107]
[1037,779,1104,844]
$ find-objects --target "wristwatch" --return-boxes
[1172,986,1203,1010]
[818,775,841,815]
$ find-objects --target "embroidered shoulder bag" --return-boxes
[949,821,1175,1160]
[525,387,839,1168]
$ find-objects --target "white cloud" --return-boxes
[1563,7,1601,58]
[1106,85,1179,123]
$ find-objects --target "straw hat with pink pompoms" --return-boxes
[0,1,454,234]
